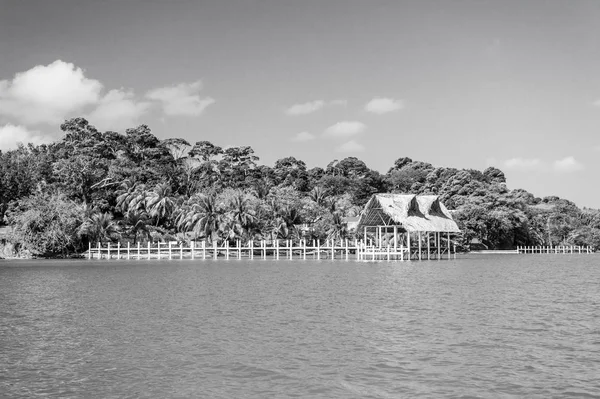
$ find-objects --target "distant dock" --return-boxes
[516,245,593,254]
[470,250,520,254]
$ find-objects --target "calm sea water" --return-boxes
[1,255,599,398]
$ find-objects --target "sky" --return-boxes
[1,0,600,208]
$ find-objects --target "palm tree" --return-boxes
[122,210,150,243]
[79,212,120,244]
[227,193,255,239]
[269,215,289,240]
[178,194,224,243]
[268,205,302,240]
[116,180,148,214]
[327,212,348,241]
[115,179,138,213]
[309,186,329,207]
[146,183,175,226]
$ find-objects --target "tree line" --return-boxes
[1,117,599,257]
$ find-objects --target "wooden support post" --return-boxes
[98,242,102,259]
[107,242,111,259]
[191,241,195,260]
[213,241,218,259]
[276,240,279,260]
[250,240,254,260]
[331,240,335,259]
[418,231,422,261]
[427,233,431,260]
[168,242,172,260]
[202,241,206,259]
[407,232,411,261]
[117,242,121,259]
[127,242,130,260]
[180,242,183,259]
[88,242,92,259]
[147,242,151,259]
[447,232,451,260]
[394,226,397,253]
[317,240,320,260]
[238,240,242,260]
[225,241,229,260]
[387,244,390,261]
[437,232,441,260]
[345,239,349,260]
[303,239,307,260]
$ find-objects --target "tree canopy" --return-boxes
[2,117,599,256]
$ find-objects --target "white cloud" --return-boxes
[553,156,584,172]
[502,157,545,171]
[323,121,366,138]
[335,140,365,153]
[0,124,53,149]
[285,100,325,116]
[146,81,215,116]
[0,60,102,125]
[364,97,404,114]
[291,131,315,142]
[86,89,151,131]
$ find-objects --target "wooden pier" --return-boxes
[86,239,457,261]
[517,245,593,254]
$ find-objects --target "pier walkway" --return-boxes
[86,239,457,261]
[517,245,593,254]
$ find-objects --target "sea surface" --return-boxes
[1,255,599,398]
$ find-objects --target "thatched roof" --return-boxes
[356,194,460,233]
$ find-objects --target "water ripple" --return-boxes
[1,256,600,398]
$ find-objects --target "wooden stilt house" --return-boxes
[356,194,461,260]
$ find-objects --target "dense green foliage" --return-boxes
[1,117,599,256]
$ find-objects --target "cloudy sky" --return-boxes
[1,0,600,207]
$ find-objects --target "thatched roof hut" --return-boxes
[356,194,460,233]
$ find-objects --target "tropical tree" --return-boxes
[6,192,84,256]
[327,213,349,241]
[78,212,121,244]
[309,186,329,207]
[177,193,224,243]
[122,210,151,243]
[224,191,256,240]
[115,179,141,213]
[146,183,175,226]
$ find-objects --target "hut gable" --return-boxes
[357,194,460,233]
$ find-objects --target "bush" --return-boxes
[5,193,84,257]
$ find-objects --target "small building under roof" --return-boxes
[356,194,460,260]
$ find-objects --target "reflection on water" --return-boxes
[1,256,599,398]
